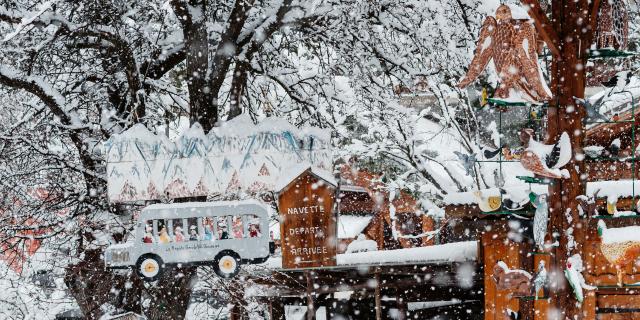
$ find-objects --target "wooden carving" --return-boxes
[492,261,532,297]
[597,0,628,50]
[458,5,551,102]
[598,220,640,286]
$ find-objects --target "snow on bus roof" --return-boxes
[139,200,272,219]
[262,241,477,270]
[143,199,266,210]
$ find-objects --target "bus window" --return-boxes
[203,217,215,241]
[246,215,261,238]
[157,219,171,244]
[232,216,243,239]
[143,221,153,244]
[173,219,185,242]
[187,217,199,241]
[216,216,230,240]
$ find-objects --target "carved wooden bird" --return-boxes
[531,260,548,299]
[573,95,609,123]
[474,190,501,212]
[598,220,640,286]
[519,130,571,179]
[458,5,551,102]
[531,193,548,251]
[454,151,477,177]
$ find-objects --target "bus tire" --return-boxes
[136,254,164,282]
[213,251,240,279]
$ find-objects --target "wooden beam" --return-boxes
[396,287,407,320]
[520,0,561,56]
[305,271,315,320]
[375,269,382,320]
[586,0,602,46]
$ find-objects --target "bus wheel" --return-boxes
[213,251,240,279]
[136,254,163,281]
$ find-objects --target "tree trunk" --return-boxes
[65,248,144,319]
[143,267,198,320]
[172,0,216,131]
[547,1,590,318]
[228,60,249,121]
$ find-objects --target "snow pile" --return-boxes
[345,234,378,253]
[263,241,477,269]
[105,114,332,202]
[337,215,373,239]
[598,220,640,244]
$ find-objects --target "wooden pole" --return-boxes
[375,269,382,320]
[396,287,407,320]
[305,271,315,320]
[522,0,599,318]
[547,1,589,318]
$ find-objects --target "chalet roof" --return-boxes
[273,163,337,193]
[262,241,477,270]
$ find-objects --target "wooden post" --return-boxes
[306,271,315,320]
[375,270,382,320]
[229,304,241,320]
[270,298,285,320]
[522,0,600,317]
[396,287,407,320]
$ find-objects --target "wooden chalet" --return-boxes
[246,165,473,320]
[440,101,640,319]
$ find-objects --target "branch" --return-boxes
[209,0,257,91]
[521,0,560,57]
[140,45,186,80]
[586,0,602,46]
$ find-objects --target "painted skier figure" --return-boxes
[174,226,185,242]
[189,225,198,241]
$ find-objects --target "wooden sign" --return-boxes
[277,167,337,269]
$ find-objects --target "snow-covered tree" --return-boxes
[0,0,522,318]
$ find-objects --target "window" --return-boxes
[245,215,262,238]
[232,216,244,239]
[202,217,215,241]
[187,217,199,241]
[173,219,185,242]
[157,219,171,244]
[142,221,153,244]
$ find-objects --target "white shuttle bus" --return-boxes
[104,200,273,281]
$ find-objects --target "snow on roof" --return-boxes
[443,180,640,206]
[262,241,478,269]
[339,184,368,193]
[599,221,640,244]
[337,215,373,239]
[274,162,337,192]
[140,199,272,220]
[586,76,640,123]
